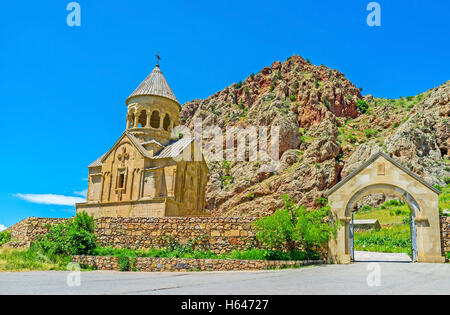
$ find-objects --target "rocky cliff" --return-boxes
[180,55,450,216]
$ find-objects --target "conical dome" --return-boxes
[127,66,179,104]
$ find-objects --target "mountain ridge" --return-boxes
[179,55,450,217]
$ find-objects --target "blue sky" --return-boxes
[0,0,448,228]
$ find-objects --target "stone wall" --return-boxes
[8,215,449,261]
[6,216,257,253]
[9,217,69,242]
[440,216,450,259]
[72,255,324,272]
[95,217,256,254]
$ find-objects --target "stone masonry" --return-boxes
[95,217,256,254]
[72,255,324,272]
[440,216,450,256]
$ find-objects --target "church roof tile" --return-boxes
[127,66,179,104]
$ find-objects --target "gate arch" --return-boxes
[326,152,444,264]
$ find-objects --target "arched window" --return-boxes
[163,114,171,131]
[150,111,160,128]
[137,110,147,128]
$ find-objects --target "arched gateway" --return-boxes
[326,152,445,264]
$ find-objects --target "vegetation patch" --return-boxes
[354,200,412,254]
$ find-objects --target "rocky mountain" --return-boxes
[180,55,450,217]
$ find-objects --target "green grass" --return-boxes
[354,225,411,254]
[439,184,450,215]
[354,200,411,254]
[0,246,71,272]
[93,247,319,261]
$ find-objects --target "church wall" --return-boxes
[76,199,167,218]
[98,138,145,204]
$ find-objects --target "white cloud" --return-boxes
[74,189,88,197]
[0,224,6,232]
[14,193,86,206]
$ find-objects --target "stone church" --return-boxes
[76,63,209,218]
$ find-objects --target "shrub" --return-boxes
[235,81,243,89]
[0,230,11,246]
[290,94,296,101]
[270,82,275,92]
[356,100,369,113]
[254,194,339,253]
[364,129,378,138]
[118,255,135,272]
[36,212,96,256]
[360,205,372,213]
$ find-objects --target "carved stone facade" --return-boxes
[76,65,209,217]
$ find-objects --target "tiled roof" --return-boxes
[141,139,164,147]
[88,154,104,168]
[127,66,179,104]
[152,137,194,159]
[88,134,195,168]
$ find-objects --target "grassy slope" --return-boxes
[353,184,450,254]
[354,202,411,254]
[0,247,70,272]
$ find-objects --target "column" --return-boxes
[159,112,165,130]
[146,110,151,128]
[134,111,139,128]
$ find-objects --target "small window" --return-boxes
[150,111,160,128]
[163,114,170,131]
[137,110,147,128]
[117,172,126,189]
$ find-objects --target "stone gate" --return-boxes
[326,151,445,264]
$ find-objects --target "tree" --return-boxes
[254,194,339,253]
[36,212,96,256]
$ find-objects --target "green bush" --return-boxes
[360,205,372,213]
[36,212,96,256]
[384,199,405,207]
[253,194,339,253]
[364,129,378,138]
[118,255,136,272]
[356,100,369,113]
[0,230,11,246]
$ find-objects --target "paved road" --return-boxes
[1,262,450,295]
[354,251,412,262]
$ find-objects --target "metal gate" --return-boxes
[410,213,418,262]
[350,213,354,262]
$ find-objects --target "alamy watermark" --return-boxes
[366,262,381,287]
[66,262,81,287]
[170,118,281,173]
[66,2,81,27]
[366,2,381,27]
